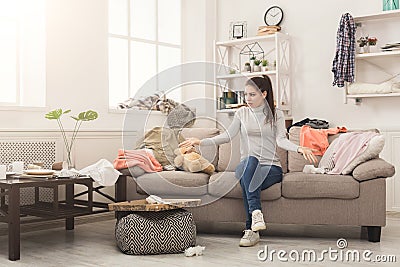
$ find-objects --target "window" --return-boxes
[108,0,182,108]
[0,0,46,107]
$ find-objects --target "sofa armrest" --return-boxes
[352,158,395,182]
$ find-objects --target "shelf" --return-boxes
[215,33,287,47]
[216,70,277,79]
[20,202,92,219]
[347,92,400,99]
[354,9,400,23]
[356,50,400,59]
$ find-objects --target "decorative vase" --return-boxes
[253,65,261,72]
[369,45,378,53]
[250,59,255,72]
[65,150,75,169]
[359,46,365,54]
[262,66,269,72]
[365,44,370,53]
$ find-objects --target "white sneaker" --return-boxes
[251,209,266,232]
[239,230,260,247]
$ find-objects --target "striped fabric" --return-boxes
[332,13,356,88]
[318,138,338,172]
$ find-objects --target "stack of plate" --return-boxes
[20,169,56,178]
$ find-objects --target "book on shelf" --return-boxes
[257,26,281,36]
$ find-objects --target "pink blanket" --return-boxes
[328,132,378,174]
[113,149,162,172]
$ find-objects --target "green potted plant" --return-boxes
[368,36,378,52]
[357,36,369,53]
[253,59,262,72]
[45,109,99,169]
[261,59,269,72]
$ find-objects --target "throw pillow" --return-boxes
[352,158,395,181]
[341,134,385,175]
[318,137,339,172]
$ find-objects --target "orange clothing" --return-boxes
[113,149,163,172]
[300,125,347,156]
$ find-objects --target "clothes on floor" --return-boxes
[235,156,283,230]
[332,13,356,88]
[201,106,299,167]
[328,132,378,174]
[113,148,162,172]
[300,125,348,156]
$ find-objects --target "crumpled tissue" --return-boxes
[79,159,122,186]
[184,246,205,257]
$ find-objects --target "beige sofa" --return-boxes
[115,127,395,242]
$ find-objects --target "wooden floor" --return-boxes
[0,213,399,266]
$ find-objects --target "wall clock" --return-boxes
[264,6,284,26]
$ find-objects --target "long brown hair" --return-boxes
[245,75,276,125]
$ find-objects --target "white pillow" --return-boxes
[341,135,385,175]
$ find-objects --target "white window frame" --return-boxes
[108,0,182,110]
[0,0,46,110]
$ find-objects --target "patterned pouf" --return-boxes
[115,208,196,255]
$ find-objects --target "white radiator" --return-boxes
[0,140,57,169]
[0,139,59,205]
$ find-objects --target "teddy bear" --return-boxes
[174,146,215,175]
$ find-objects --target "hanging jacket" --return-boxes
[332,13,356,88]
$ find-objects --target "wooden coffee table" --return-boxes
[0,177,94,261]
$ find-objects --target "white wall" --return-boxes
[217,0,400,131]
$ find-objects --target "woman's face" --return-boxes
[244,85,266,108]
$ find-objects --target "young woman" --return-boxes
[179,76,317,247]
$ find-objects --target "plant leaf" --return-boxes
[81,110,99,121]
[45,109,63,120]
[71,110,98,121]
[63,109,71,114]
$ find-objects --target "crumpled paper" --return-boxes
[184,246,205,257]
[79,159,122,186]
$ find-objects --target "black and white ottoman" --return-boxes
[115,208,196,255]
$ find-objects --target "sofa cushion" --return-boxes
[282,172,359,199]
[136,171,209,196]
[181,128,220,167]
[352,158,395,181]
[217,135,241,172]
[208,172,281,201]
[288,127,322,172]
[217,134,288,173]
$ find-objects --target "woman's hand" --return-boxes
[297,146,318,164]
[179,137,201,149]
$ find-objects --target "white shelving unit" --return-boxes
[346,10,400,103]
[214,32,291,115]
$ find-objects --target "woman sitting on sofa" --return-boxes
[179,75,317,247]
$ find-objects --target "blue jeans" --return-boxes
[235,156,283,230]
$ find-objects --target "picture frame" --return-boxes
[229,21,247,40]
